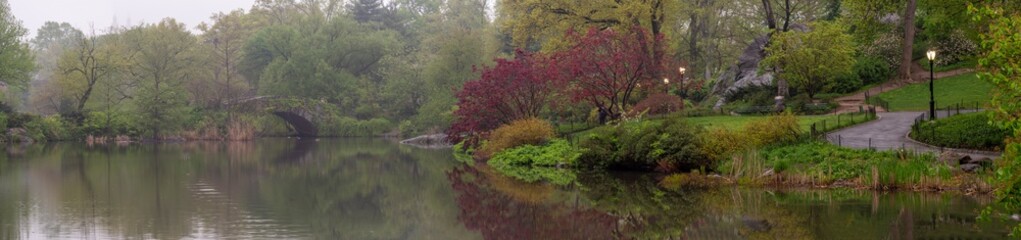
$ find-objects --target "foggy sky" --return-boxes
[9,0,256,37]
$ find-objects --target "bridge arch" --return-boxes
[231,96,336,137]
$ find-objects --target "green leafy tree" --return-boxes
[842,0,919,82]
[409,0,496,132]
[762,21,855,99]
[971,3,1021,236]
[0,0,36,106]
[498,0,677,51]
[57,29,125,114]
[243,15,398,108]
[123,19,201,138]
[919,0,981,41]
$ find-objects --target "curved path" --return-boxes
[826,111,999,159]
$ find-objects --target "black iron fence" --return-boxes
[864,91,890,111]
[826,135,938,153]
[807,106,878,138]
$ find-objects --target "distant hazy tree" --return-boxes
[28,22,82,114]
[0,0,36,105]
[199,10,256,111]
[349,0,385,23]
[30,22,82,62]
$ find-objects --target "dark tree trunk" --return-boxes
[688,13,700,67]
[782,0,791,32]
[762,0,777,30]
[899,0,917,82]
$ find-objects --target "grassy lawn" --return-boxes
[875,73,992,111]
[568,112,873,137]
[688,114,868,131]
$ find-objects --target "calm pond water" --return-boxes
[0,139,1013,239]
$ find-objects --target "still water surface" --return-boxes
[0,139,1012,239]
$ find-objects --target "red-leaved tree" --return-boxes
[448,50,565,143]
[558,26,671,123]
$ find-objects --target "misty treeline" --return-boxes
[0,0,969,138]
[1,0,499,138]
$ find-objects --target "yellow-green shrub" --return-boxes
[742,112,802,147]
[477,118,555,159]
[700,128,750,162]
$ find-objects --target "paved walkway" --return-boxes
[826,111,1000,159]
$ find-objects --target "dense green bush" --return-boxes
[828,56,894,94]
[81,111,141,136]
[830,74,863,94]
[910,113,1008,151]
[6,112,35,129]
[320,117,395,137]
[488,139,580,185]
[24,116,76,141]
[854,56,893,85]
[578,119,708,172]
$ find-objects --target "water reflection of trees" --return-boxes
[0,139,478,239]
[449,167,1012,239]
[448,166,621,240]
[447,168,815,239]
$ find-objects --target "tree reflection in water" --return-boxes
[448,166,622,240]
[449,165,1014,239]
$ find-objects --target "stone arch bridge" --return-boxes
[229,96,341,137]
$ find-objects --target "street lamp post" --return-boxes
[663,78,670,94]
[678,67,686,96]
[927,50,937,121]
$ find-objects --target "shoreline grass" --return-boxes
[704,141,993,194]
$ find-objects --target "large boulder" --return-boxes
[937,151,969,165]
[712,24,809,110]
[712,35,774,110]
[967,157,994,168]
[960,163,982,173]
[6,128,33,143]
